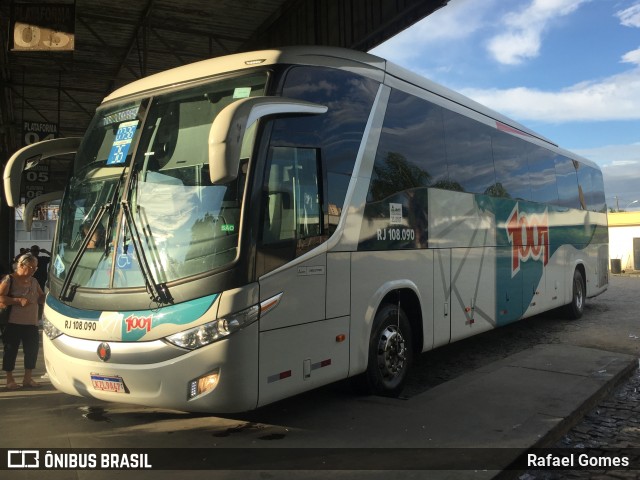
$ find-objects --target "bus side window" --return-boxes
[554,155,581,209]
[258,146,323,274]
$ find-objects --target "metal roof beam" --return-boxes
[77,17,140,79]
[106,0,157,94]
[77,12,248,44]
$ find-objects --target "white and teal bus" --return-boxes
[4,47,608,413]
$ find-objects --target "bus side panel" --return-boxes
[536,237,570,315]
[257,316,350,408]
[521,254,547,317]
[349,250,434,377]
[587,216,609,296]
[495,246,524,325]
[257,252,351,407]
[258,254,326,332]
[545,209,608,305]
[429,189,498,341]
[432,248,451,349]
[428,190,496,250]
[450,247,496,342]
[327,252,351,319]
[595,243,609,292]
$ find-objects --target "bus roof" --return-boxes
[102,46,598,169]
[102,47,385,103]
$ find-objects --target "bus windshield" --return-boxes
[52,72,268,291]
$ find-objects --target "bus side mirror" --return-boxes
[208,96,327,185]
[3,137,82,207]
[24,190,64,231]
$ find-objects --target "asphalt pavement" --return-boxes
[1,279,638,480]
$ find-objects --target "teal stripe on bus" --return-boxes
[46,293,218,328]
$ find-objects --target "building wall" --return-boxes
[14,219,55,254]
[608,212,640,271]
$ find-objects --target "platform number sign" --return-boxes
[23,121,58,146]
[22,121,57,201]
[23,166,50,201]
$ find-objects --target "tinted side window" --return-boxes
[257,147,324,275]
[577,164,606,212]
[491,131,532,201]
[528,146,559,204]
[443,110,496,194]
[261,147,322,245]
[368,89,447,202]
[277,66,378,175]
[360,89,445,250]
[275,66,379,235]
[554,156,580,209]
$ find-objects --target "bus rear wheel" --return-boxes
[565,269,585,319]
[364,303,413,397]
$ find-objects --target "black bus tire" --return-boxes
[363,303,413,397]
[565,269,585,319]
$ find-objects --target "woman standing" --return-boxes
[0,253,45,389]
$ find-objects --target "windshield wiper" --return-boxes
[120,195,173,305]
[117,169,172,305]
[60,169,127,302]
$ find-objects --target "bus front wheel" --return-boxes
[565,269,586,319]
[364,303,413,397]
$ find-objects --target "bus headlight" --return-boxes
[43,317,63,340]
[164,304,259,350]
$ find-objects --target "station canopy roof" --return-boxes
[0,0,448,168]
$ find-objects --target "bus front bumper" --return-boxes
[43,323,259,413]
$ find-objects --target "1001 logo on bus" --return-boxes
[125,314,153,333]
[506,205,549,277]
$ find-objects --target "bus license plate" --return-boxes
[90,374,127,393]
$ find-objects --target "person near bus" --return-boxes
[30,244,50,321]
[0,252,45,389]
[30,245,50,292]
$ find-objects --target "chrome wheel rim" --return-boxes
[377,325,407,383]
[575,278,584,311]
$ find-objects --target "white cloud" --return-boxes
[573,143,640,166]
[487,0,591,65]
[622,47,640,65]
[610,160,640,166]
[460,59,640,122]
[370,0,640,203]
[370,0,496,63]
[617,3,640,27]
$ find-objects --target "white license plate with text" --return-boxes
[90,374,127,393]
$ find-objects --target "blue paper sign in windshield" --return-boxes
[107,120,138,165]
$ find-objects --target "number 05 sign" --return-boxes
[11,3,75,52]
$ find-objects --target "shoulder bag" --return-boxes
[0,275,13,328]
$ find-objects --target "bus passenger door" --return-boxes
[255,146,349,407]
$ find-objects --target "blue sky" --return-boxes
[370,0,640,210]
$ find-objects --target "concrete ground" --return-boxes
[1,277,638,479]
